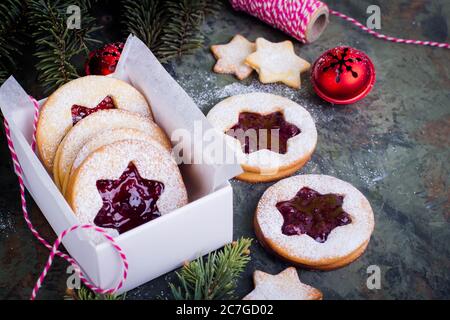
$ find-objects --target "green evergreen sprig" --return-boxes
[157,0,206,61]
[169,237,252,300]
[123,0,222,62]
[65,285,126,300]
[28,0,100,93]
[0,0,27,84]
[122,0,168,54]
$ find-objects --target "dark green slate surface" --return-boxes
[0,0,449,299]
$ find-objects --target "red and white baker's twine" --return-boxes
[3,98,128,300]
[330,9,449,49]
[231,0,450,49]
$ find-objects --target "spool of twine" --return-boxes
[230,0,450,48]
[230,0,330,43]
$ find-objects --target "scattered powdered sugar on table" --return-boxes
[176,69,382,190]
[0,210,15,233]
[176,70,335,125]
[176,70,299,106]
[216,81,298,100]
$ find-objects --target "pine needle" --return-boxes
[169,237,252,300]
[122,0,222,62]
[28,0,100,93]
[158,0,204,62]
[122,0,168,54]
[65,285,126,300]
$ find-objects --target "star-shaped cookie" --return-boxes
[245,38,310,89]
[211,35,256,80]
[243,267,322,300]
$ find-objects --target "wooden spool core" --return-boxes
[305,5,329,43]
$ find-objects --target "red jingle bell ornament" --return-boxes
[311,46,375,105]
[85,42,124,76]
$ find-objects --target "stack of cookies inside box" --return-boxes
[36,75,188,234]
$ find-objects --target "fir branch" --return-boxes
[157,0,221,62]
[65,285,126,300]
[122,0,168,54]
[0,0,27,84]
[28,0,99,93]
[169,237,252,300]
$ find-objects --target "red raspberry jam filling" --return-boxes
[71,96,115,125]
[276,187,352,243]
[94,162,164,234]
[225,111,300,154]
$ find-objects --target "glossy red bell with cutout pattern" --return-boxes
[311,46,375,105]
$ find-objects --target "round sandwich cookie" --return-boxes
[254,175,374,270]
[54,109,170,194]
[207,93,317,183]
[36,75,153,172]
[66,139,188,234]
[69,128,171,183]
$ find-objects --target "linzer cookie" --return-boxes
[66,140,188,234]
[211,34,256,80]
[70,128,170,181]
[207,93,317,183]
[36,75,153,172]
[54,109,170,194]
[243,267,322,300]
[245,38,310,89]
[254,175,374,269]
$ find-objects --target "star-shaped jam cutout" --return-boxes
[94,162,164,234]
[245,38,310,89]
[71,96,115,125]
[225,111,300,154]
[276,187,352,243]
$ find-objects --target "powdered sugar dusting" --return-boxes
[36,75,152,171]
[206,92,317,171]
[71,128,171,175]
[256,175,374,262]
[244,268,322,300]
[56,109,168,193]
[69,140,188,226]
[245,38,310,89]
[177,71,329,122]
[211,34,256,80]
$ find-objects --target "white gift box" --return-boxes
[0,36,242,294]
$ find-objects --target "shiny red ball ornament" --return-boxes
[85,42,124,76]
[311,46,375,105]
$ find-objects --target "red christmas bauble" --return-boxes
[85,42,124,76]
[311,46,375,105]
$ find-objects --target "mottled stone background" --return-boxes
[0,0,449,299]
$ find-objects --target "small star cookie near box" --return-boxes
[0,35,242,294]
[211,34,256,80]
[245,38,310,89]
